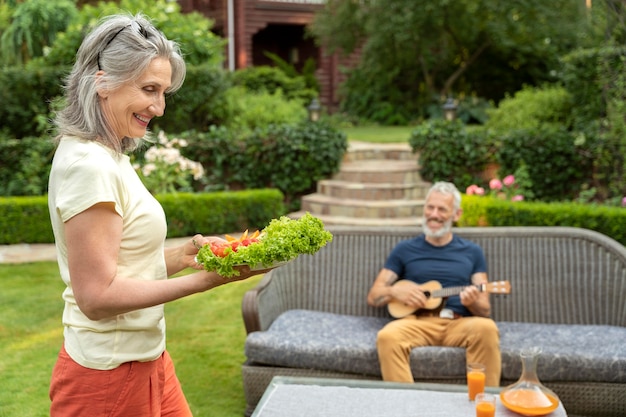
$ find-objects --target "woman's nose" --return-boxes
[149,95,165,117]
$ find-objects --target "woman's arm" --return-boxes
[65,202,264,320]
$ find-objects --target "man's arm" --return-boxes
[460,272,491,317]
[367,268,399,307]
[367,268,429,309]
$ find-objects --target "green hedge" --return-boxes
[5,191,626,247]
[460,195,626,246]
[159,189,285,238]
[0,196,54,244]
[0,189,285,245]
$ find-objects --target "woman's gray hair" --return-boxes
[54,13,186,153]
[426,181,462,211]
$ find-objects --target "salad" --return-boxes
[195,213,333,277]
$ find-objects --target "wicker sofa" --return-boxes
[241,226,626,417]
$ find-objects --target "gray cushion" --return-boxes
[499,321,626,383]
[244,309,626,383]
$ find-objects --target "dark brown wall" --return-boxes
[177,0,361,112]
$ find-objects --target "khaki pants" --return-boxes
[376,315,501,386]
[50,344,193,417]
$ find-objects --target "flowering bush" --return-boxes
[133,131,205,194]
[466,164,533,202]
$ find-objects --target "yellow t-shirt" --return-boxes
[48,136,168,370]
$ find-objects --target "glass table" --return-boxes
[251,376,568,417]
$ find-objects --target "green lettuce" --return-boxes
[196,213,333,277]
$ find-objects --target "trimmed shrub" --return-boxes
[159,189,285,237]
[495,126,591,202]
[0,189,285,245]
[230,66,317,104]
[221,86,308,132]
[459,195,626,246]
[484,85,573,131]
[184,121,348,211]
[408,119,493,188]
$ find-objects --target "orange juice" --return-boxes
[467,370,486,400]
[500,388,559,415]
[475,401,496,417]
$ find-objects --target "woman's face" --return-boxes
[99,57,172,140]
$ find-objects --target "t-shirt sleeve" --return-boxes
[384,241,407,277]
[471,243,488,274]
[55,153,125,222]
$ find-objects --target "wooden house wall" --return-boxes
[178,0,362,112]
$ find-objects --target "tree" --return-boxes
[0,0,77,66]
[310,0,591,123]
[36,0,225,68]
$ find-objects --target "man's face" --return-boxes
[422,191,460,238]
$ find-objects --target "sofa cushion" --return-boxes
[245,310,626,383]
[499,321,626,383]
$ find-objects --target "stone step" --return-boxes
[343,141,416,162]
[289,211,423,227]
[300,193,425,219]
[335,160,421,184]
[317,179,430,200]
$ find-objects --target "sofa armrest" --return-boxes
[242,270,279,334]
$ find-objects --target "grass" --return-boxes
[0,125,414,416]
[0,261,264,417]
[342,125,414,143]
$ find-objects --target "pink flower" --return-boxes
[622,196,626,207]
[511,195,524,202]
[466,184,478,195]
[489,179,502,190]
[475,187,485,196]
[503,175,515,187]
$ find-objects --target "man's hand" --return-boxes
[391,280,428,309]
[459,285,481,307]
[463,272,491,317]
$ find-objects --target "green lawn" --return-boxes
[342,125,414,143]
[0,261,264,417]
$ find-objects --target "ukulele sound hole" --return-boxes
[423,291,431,298]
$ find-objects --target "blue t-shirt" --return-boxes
[384,234,487,316]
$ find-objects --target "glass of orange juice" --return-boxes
[467,363,486,400]
[475,393,496,417]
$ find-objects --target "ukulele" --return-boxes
[387,279,511,319]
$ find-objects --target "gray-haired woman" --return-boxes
[48,13,268,417]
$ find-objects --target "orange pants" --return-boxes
[50,344,193,417]
[377,315,501,386]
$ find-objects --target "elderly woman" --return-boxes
[48,13,267,417]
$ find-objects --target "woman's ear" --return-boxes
[95,70,109,98]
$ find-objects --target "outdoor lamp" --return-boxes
[442,98,457,121]
[308,98,321,122]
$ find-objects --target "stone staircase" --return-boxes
[289,141,431,226]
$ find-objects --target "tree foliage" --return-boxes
[27,0,225,68]
[0,0,77,66]
[310,0,591,123]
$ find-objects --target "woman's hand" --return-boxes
[165,234,227,276]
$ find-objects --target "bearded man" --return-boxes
[366,181,501,386]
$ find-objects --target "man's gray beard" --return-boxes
[422,218,453,238]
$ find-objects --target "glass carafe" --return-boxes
[500,347,560,416]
